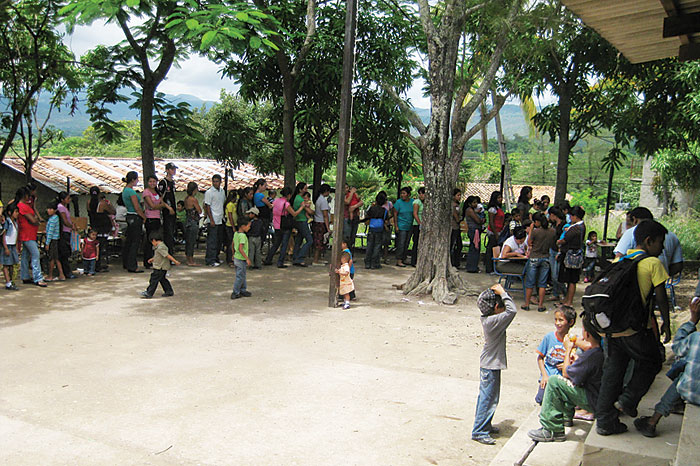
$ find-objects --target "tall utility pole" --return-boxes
[328,0,358,307]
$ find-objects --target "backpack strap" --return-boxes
[622,250,648,262]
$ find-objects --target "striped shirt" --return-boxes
[46,214,60,241]
[674,321,700,406]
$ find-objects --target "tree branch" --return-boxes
[381,83,427,136]
[457,93,507,147]
[415,0,437,53]
[291,0,317,78]
[116,14,150,75]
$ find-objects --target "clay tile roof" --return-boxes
[2,157,284,194]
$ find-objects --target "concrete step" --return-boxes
[583,372,682,465]
[674,402,699,466]
[489,407,593,466]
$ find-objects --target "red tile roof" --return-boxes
[460,182,567,203]
[2,157,284,195]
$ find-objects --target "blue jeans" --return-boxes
[233,258,247,295]
[83,258,96,275]
[266,228,292,266]
[293,221,312,264]
[20,240,44,283]
[654,376,682,417]
[343,218,359,251]
[525,257,550,289]
[549,249,564,299]
[365,230,383,268]
[395,229,410,262]
[205,224,223,265]
[472,368,501,439]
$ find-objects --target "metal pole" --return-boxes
[328,0,358,308]
[603,165,614,241]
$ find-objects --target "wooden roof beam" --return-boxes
[659,0,692,44]
[663,12,700,37]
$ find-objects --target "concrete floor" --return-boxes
[1,261,559,465]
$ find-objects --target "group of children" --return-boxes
[0,199,102,290]
[473,219,698,446]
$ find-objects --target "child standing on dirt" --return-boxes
[81,229,100,277]
[1,203,20,291]
[535,307,576,404]
[141,231,180,298]
[335,251,354,310]
[583,231,598,282]
[341,240,356,300]
[472,283,517,445]
[231,218,252,299]
[45,202,64,281]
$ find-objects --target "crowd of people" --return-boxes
[1,171,698,453]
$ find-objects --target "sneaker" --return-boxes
[230,292,241,299]
[240,291,252,297]
[5,284,19,291]
[634,416,657,438]
[527,427,565,442]
[472,435,496,445]
[209,262,221,267]
[162,291,174,297]
[342,302,350,310]
[614,400,638,418]
[140,291,152,299]
[596,421,628,436]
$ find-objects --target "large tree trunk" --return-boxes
[312,157,323,196]
[140,84,156,180]
[554,90,572,205]
[281,74,297,189]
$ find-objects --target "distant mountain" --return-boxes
[37,92,216,137]
[38,92,529,140]
[413,104,530,140]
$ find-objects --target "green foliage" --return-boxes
[651,144,700,194]
[568,188,606,216]
[660,211,700,261]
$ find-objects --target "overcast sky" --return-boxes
[64,22,432,108]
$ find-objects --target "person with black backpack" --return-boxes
[590,220,671,436]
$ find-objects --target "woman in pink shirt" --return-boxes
[142,175,174,268]
[263,187,304,268]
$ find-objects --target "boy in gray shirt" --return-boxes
[472,284,518,445]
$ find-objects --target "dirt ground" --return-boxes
[1,252,696,466]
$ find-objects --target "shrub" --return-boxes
[660,211,700,261]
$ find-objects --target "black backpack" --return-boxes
[581,251,653,336]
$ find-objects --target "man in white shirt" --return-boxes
[204,174,226,266]
[614,207,683,276]
[312,184,331,265]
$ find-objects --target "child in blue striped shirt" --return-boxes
[45,201,65,281]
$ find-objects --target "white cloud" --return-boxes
[63,23,238,102]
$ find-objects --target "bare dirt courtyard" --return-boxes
[0,256,623,465]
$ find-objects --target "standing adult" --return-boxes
[547,207,566,303]
[143,175,173,268]
[449,188,463,268]
[253,179,273,242]
[26,182,44,223]
[17,187,47,287]
[87,186,115,272]
[57,191,77,279]
[410,187,425,267]
[224,190,238,266]
[237,187,254,221]
[464,195,485,273]
[121,171,147,273]
[264,187,304,268]
[380,191,394,264]
[484,191,505,274]
[291,182,313,267]
[557,206,586,309]
[393,186,414,268]
[312,184,331,265]
[343,185,363,252]
[524,212,556,311]
[158,162,177,255]
[517,186,533,221]
[183,182,202,267]
[204,174,226,267]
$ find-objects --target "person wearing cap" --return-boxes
[245,206,264,268]
[158,162,178,255]
[472,283,518,445]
